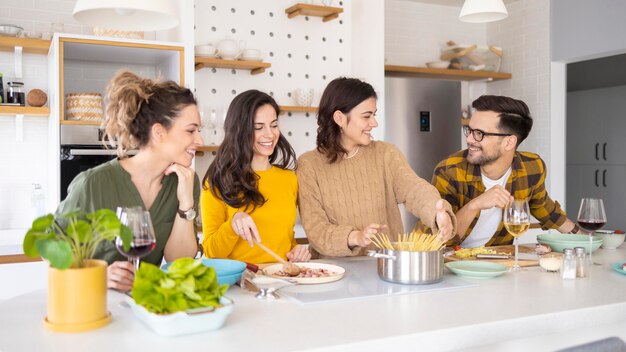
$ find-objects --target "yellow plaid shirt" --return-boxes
[429,150,568,246]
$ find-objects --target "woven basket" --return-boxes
[65,93,104,121]
[93,27,144,40]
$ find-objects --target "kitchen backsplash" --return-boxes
[193,0,351,175]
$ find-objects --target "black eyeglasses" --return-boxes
[463,125,512,142]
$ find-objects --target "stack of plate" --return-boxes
[537,233,602,253]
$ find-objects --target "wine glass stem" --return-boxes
[513,237,520,271]
[589,231,593,264]
[129,257,140,271]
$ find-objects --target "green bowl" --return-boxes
[537,233,602,243]
[537,233,602,253]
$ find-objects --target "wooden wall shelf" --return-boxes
[285,4,344,22]
[60,120,103,126]
[0,37,50,55]
[279,105,318,114]
[194,57,271,75]
[0,106,50,116]
[198,145,219,152]
[385,65,512,81]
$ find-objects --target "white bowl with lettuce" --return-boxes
[128,258,233,336]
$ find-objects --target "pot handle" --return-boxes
[367,250,396,261]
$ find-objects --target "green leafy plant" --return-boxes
[23,209,133,269]
[132,258,229,314]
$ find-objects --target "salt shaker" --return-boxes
[561,248,576,280]
[574,247,586,278]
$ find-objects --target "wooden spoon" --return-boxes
[255,241,301,276]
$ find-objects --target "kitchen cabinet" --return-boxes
[56,36,184,125]
[567,85,626,230]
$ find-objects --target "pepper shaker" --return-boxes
[574,247,587,278]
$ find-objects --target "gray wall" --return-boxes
[552,0,626,62]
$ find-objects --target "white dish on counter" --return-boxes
[126,296,234,336]
[263,262,345,284]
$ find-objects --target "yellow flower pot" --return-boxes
[43,259,111,332]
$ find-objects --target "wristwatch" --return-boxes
[177,206,197,221]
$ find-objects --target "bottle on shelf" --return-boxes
[31,183,46,220]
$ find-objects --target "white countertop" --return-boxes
[1,247,626,351]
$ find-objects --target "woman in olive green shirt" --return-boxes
[58,70,202,292]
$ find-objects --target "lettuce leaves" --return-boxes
[132,258,229,314]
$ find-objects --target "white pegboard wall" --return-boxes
[193,0,350,159]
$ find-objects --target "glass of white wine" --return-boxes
[503,200,531,272]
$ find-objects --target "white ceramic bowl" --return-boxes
[596,231,625,250]
[127,296,234,336]
[426,61,450,69]
[195,45,217,57]
[0,24,23,37]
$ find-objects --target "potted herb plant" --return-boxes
[23,209,132,332]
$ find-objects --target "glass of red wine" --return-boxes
[115,207,156,271]
[576,198,606,266]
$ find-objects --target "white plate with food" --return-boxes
[263,262,345,284]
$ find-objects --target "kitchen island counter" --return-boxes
[1,247,626,351]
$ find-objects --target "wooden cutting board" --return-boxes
[444,245,539,267]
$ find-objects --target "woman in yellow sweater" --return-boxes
[201,90,311,263]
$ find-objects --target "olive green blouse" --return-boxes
[57,159,200,265]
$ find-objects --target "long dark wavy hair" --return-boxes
[316,77,377,163]
[202,90,296,211]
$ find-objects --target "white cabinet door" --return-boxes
[602,165,626,230]
[567,89,606,165]
[566,164,603,216]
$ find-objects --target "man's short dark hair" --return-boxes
[472,95,533,147]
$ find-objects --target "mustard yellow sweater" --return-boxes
[297,141,455,257]
[201,166,298,264]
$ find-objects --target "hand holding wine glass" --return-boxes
[115,207,156,271]
[576,198,606,266]
[503,200,531,272]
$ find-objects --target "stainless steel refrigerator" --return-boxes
[385,76,462,231]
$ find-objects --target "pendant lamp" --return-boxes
[459,0,508,23]
[73,0,179,31]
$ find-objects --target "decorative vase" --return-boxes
[44,259,111,332]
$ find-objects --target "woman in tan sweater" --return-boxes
[297,77,457,257]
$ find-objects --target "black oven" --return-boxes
[60,144,118,201]
[59,125,136,201]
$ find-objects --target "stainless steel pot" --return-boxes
[368,248,443,285]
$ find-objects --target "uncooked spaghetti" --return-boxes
[371,230,445,252]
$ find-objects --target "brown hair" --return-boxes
[316,77,377,163]
[103,70,197,157]
[472,95,533,147]
[202,90,296,211]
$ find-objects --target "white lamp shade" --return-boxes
[459,0,508,23]
[73,0,179,31]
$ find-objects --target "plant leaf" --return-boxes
[67,220,92,243]
[36,239,73,269]
[118,225,133,252]
[31,214,54,231]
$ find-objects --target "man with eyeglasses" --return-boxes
[429,95,580,247]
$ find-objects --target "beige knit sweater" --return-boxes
[297,141,455,257]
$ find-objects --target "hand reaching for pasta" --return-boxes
[348,223,387,248]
